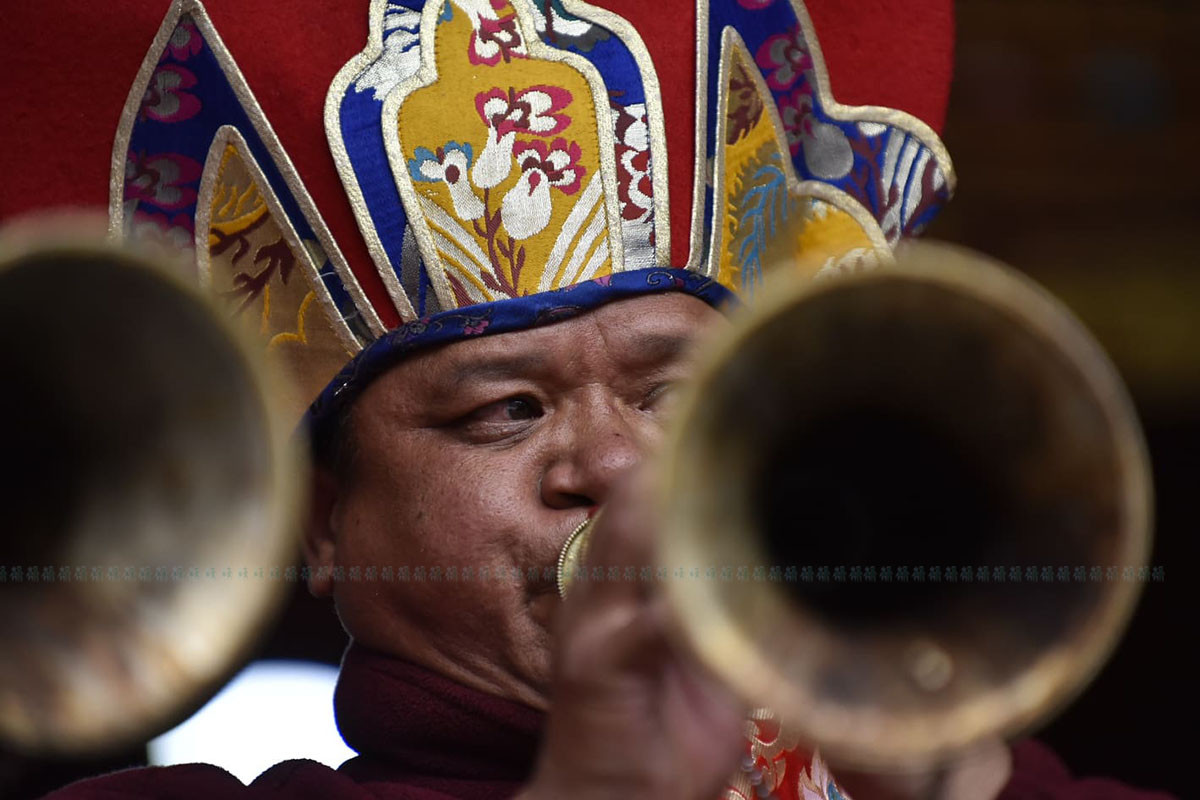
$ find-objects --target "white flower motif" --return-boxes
[499,138,586,240]
[408,143,485,221]
[353,7,422,101]
[618,102,649,151]
[473,127,518,190]
[472,86,573,189]
[500,167,552,240]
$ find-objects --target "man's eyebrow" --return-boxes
[416,353,547,410]
[618,332,696,367]
[442,353,549,386]
[419,331,696,404]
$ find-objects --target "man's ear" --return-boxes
[303,465,340,598]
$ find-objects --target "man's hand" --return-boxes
[518,472,747,800]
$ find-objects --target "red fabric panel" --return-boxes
[0,4,162,218]
[0,1,399,327]
[806,0,954,133]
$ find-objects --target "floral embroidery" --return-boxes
[529,0,611,52]
[407,77,586,300]
[726,57,765,145]
[129,210,194,250]
[522,3,661,268]
[223,237,296,311]
[500,138,585,239]
[721,710,854,800]
[387,0,630,305]
[513,138,584,194]
[140,63,201,123]
[796,752,848,800]
[124,150,204,211]
[453,0,529,65]
[755,26,813,92]
[164,18,202,61]
[475,85,572,138]
[612,102,653,224]
[114,3,375,360]
[408,142,485,220]
[778,85,814,155]
[777,86,852,180]
[462,317,490,335]
[702,2,953,248]
[471,85,573,188]
[471,14,525,64]
[729,138,797,296]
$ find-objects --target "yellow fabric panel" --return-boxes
[396,3,614,303]
[205,143,352,422]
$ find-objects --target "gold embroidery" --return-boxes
[196,128,358,424]
[708,29,884,294]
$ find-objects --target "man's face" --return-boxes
[308,292,723,709]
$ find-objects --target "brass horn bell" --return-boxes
[563,244,1151,771]
[0,240,303,755]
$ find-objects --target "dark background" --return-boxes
[928,1,1199,795]
[6,1,1197,797]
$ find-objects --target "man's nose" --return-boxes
[540,398,648,509]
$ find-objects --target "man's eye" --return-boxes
[470,396,543,424]
[499,397,540,420]
[642,382,678,411]
[447,395,544,443]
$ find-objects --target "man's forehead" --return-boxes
[379,292,721,393]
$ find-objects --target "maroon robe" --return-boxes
[999,740,1176,800]
[44,644,1175,799]
[44,645,539,799]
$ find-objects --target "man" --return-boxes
[0,1,1172,798]
[308,291,750,799]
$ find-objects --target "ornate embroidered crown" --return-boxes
[0,0,954,435]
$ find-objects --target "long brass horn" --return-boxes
[0,238,304,755]
[563,243,1151,771]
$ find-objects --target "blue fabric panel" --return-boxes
[537,2,647,107]
[124,16,372,341]
[336,1,426,311]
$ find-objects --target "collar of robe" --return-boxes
[333,642,544,790]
